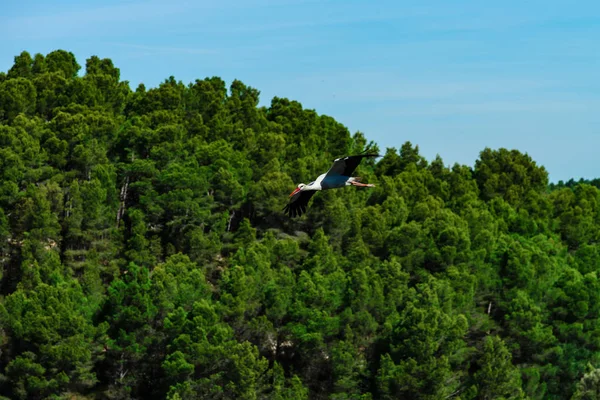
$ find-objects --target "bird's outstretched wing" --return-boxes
[283,190,316,218]
[325,153,380,178]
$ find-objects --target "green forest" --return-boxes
[0,49,599,400]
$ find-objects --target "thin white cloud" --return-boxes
[2,1,204,39]
[169,2,436,35]
[284,71,564,101]
[106,42,218,56]
[383,99,599,116]
[342,80,559,102]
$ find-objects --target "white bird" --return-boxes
[284,153,379,217]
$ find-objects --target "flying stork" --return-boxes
[284,153,379,217]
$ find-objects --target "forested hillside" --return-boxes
[0,50,599,400]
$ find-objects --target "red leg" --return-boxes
[350,181,375,187]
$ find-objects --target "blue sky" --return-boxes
[2,0,599,182]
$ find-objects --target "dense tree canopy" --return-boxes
[1,50,599,399]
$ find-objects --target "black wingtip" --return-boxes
[357,151,380,157]
[360,148,381,157]
[283,203,302,218]
[283,204,293,218]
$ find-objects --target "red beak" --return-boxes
[289,187,301,197]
